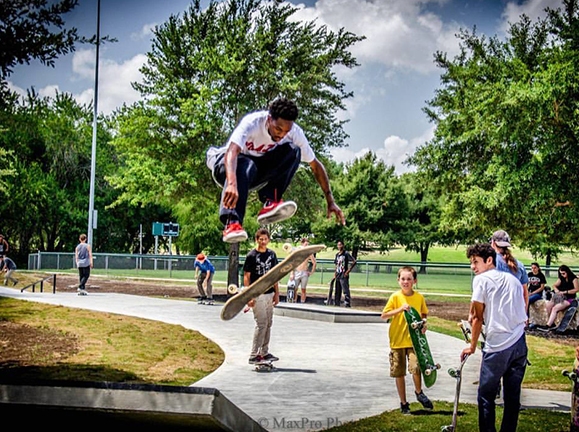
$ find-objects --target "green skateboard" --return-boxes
[220,244,325,321]
[404,306,440,388]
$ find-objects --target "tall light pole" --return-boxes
[87,0,101,246]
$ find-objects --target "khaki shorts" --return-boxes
[389,347,420,377]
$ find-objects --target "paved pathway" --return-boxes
[0,287,571,431]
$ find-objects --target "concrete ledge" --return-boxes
[0,381,266,431]
[275,303,385,323]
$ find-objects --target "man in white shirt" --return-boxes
[461,243,528,432]
[206,98,345,243]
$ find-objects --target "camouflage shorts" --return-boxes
[390,347,420,377]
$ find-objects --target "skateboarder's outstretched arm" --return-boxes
[222,144,242,210]
[309,158,345,225]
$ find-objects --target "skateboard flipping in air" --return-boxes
[563,357,579,432]
[404,306,440,388]
[220,244,326,321]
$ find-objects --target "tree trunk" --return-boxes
[419,242,429,274]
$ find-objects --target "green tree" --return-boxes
[398,172,446,270]
[109,0,363,253]
[0,90,170,263]
[314,152,409,258]
[0,0,79,79]
[410,0,579,261]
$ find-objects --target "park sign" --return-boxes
[152,222,180,237]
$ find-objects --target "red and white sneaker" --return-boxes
[257,200,297,225]
[222,222,248,243]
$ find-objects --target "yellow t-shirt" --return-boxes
[383,290,428,349]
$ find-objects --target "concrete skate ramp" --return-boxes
[0,381,266,431]
[275,302,384,323]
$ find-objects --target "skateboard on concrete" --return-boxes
[563,359,579,432]
[557,306,577,333]
[441,354,470,432]
[220,244,326,321]
[254,359,276,372]
[404,306,440,388]
[286,279,296,303]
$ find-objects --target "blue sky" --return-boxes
[9,0,562,173]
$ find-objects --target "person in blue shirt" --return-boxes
[194,253,215,305]
[490,230,529,311]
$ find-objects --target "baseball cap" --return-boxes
[196,253,206,261]
[491,230,512,247]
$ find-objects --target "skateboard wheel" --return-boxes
[435,363,441,370]
[227,284,239,295]
[448,368,459,377]
[282,243,293,253]
[425,369,431,376]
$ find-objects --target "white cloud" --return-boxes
[331,124,435,174]
[290,0,461,74]
[330,146,371,164]
[71,49,147,114]
[6,81,26,97]
[39,84,60,99]
[377,125,435,174]
[131,22,158,41]
[501,0,563,31]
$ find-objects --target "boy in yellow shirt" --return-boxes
[382,266,433,414]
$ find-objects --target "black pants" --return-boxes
[335,275,351,306]
[213,144,301,225]
[78,266,90,290]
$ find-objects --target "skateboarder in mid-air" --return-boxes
[245,228,280,365]
[381,266,433,414]
[206,98,345,243]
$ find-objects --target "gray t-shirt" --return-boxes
[76,243,90,268]
[472,268,527,353]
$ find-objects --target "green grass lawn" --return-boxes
[326,401,570,432]
[0,297,224,386]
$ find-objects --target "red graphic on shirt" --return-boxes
[246,141,276,153]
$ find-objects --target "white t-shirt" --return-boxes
[206,111,316,170]
[472,268,526,353]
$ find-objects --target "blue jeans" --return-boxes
[478,334,528,432]
[213,144,301,225]
[528,293,542,304]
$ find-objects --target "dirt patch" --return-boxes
[55,274,214,299]
[0,321,78,365]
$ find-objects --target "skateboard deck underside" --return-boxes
[404,306,437,388]
[220,244,325,320]
[558,307,577,332]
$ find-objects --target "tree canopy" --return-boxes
[410,0,579,258]
[109,0,363,254]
